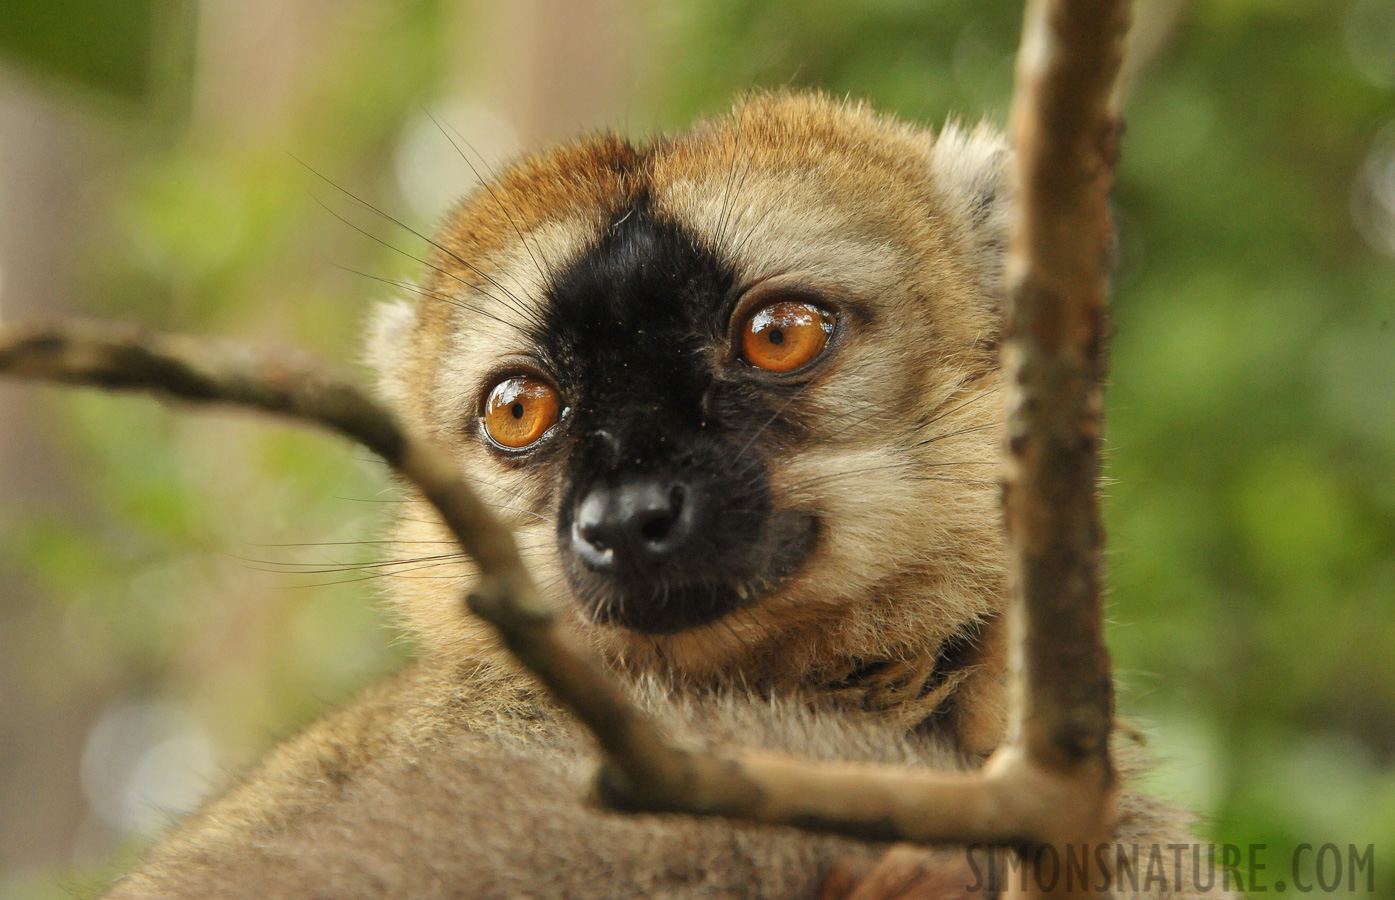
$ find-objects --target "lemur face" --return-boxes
[370,93,1012,689]
[514,193,837,634]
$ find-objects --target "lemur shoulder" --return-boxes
[104,92,1215,900]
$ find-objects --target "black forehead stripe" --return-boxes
[534,190,738,384]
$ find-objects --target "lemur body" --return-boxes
[105,93,1212,899]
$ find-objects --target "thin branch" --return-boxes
[1003,0,1126,786]
[0,319,1076,849]
[995,0,1130,896]
[0,317,685,784]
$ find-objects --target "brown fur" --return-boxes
[104,660,1207,899]
[105,93,1217,899]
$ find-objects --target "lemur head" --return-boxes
[370,93,1010,733]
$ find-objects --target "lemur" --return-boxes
[103,92,1214,900]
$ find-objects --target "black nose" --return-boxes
[571,479,694,572]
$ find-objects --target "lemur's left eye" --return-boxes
[741,300,835,372]
[482,375,560,449]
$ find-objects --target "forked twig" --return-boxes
[0,320,686,812]
[0,321,1050,845]
[0,0,1129,886]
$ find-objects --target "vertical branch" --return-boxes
[1000,0,1130,894]
[1006,0,1126,775]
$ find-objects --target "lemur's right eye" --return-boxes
[482,375,560,449]
[740,299,835,372]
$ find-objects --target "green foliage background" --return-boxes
[0,1,1391,896]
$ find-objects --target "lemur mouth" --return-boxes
[564,511,819,635]
[586,581,754,634]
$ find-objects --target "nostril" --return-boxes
[572,491,620,570]
[638,510,675,543]
[639,516,664,542]
[637,485,685,546]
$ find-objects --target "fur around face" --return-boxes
[104,93,1220,899]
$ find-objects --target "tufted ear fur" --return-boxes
[926,121,1012,303]
[364,298,419,410]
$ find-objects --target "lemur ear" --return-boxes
[364,298,419,409]
[925,121,1011,302]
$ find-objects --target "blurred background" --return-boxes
[0,1,1391,897]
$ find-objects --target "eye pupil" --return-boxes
[768,328,784,346]
[511,402,524,419]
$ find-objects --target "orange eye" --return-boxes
[740,299,835,372]
[483,375,561,449]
